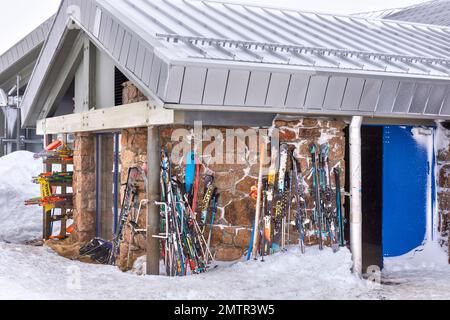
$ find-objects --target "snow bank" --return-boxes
[0,151,42,243]
[0,243,374,300]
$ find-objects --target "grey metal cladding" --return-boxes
[305,75,329,110]
[265,73,291,108]
[119,32,132,66]
[112,26,125,60]
[425,84,448,115]
[126,36,139,72]
[164,65,185,103]
[202,69,229,105]
[359,79,382,112]
[245,71,271,106]
[375,80,400,114]
[409,83,432,114]
[285,74,311,109]
[224,70,251,106]
[134,43,146,79]
[392,82,415,113]
[439,89,450,115]
[157,62,169,98]
[149,55,163,93]
[0,15,54,74]
[180,67,207,104]
[341,78,365,111]
[323,77,348,110]
[142,50,155,87]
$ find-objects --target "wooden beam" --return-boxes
[36,101,175,135]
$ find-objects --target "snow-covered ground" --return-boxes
[0,151,449,300]
[0,151,42,243]
[0,240,449,300]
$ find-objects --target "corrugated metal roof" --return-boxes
[0,15,54,76]
[99,0,450,76]
[385,0,450,26]
[21,0,450,126]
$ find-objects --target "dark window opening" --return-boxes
[115,68,129,106]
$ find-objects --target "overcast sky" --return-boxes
[0,0,429,55]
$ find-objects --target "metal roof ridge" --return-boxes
[189,0,450,32]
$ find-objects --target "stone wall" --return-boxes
[72,132,96,243]
[436,124,450,262]
[46,132,96,259]
[159,117,347,262]
[116,128,148,271]
[122,81,147,105]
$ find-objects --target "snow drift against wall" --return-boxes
[0,151,42,243]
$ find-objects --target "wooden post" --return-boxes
[146,126,160,275]
[43,134,53,240]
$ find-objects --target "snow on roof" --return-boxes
[20,0,450,126]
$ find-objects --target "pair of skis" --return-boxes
[310,143,344,252]
[250,143,307,259]
[156,149,217,276]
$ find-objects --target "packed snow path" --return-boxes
[0,242,449,300]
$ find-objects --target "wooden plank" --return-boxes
[37,101,175,135]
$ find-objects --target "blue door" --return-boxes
[382,126,432,257]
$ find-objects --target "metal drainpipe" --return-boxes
[350,116,363,276]
[146,126,161,275]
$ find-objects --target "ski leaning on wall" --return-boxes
[155,149,217,277]
[247,142,346,260]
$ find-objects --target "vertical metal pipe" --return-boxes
[16,76,21,151]
[350,116,363,276]
[147,126,161,275]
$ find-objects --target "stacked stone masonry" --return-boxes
[436,124,450,262]
[116,118,346,270]
[72,133,96,243]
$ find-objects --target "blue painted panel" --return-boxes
[382,126,428,257]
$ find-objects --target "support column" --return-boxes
[146,126,160,275]
[350,116,363,275]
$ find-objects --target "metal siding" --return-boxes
[107,21,119,52]
[245,71,271,106]
[164,65,185,103]
[224,70,250,106]
[265,73,291,107]
[113,26,125,60]
[341,78,365,111]
[180,67,207,104]
[142,50,154,87]
[202,69,229,105]
[285,73,311,108]
[426,85,448,115]
[323,77,347,110]
[149,55,162,93]
[439,90,450,115]
[375,80,400,113]
[134,43,146,78]
[409,83,432,114]
[359,79,383,112]
[119,32,132,65]
[157,62,169,98]
[392,82,415,113]
[126,36,139,72]
[305,75,329,109]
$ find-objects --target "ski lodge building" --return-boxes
[1,0,450,275]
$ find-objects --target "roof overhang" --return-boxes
[20,0,450,129]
